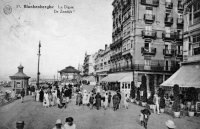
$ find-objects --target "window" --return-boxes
[166,0,171,2]
[145,60,151,66]
[145,25,152,31]
[146,7,153,15]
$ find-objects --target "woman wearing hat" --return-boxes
[165,120,176,129]
[64,117,76,129]
[53,119,64,129]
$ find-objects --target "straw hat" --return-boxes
[56,119,62,125]
[165,120,176,128]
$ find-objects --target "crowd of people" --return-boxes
[75,86,129,111]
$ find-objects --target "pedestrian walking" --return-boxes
[53,119,64,129]
[20,88,25,103]
[64,117,76,129]
[165,120,176,129]
[112,93,119,111]
[153,93,160,114]
[76,92,82,106]
[39,88,44,102]
[104,92,108,110]
[140,106,151,129]
[108,92,112,107]
[43,91,49,108]
[95,92,101,110]
[89,93,95,109]
[117,92,121,109]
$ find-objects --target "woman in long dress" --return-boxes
[82,90,88,105]
[124,94,128,109]
[104,92,108,109]
[44,91,49,108]
[36,89,40,102]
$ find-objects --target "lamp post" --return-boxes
[36,41,41,89]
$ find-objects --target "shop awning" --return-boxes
[161,64,200,88]
[101,72,132,82]
[119,72,133,82]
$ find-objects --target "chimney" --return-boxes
[105,44,107,50]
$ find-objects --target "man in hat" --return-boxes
[165,120,176,129]
[53,119,64,129]
[16,121,25,129]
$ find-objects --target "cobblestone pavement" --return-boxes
[0,85,199,129]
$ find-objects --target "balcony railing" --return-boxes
[141,0,159,7]
[165,2,173,9]
[162,32,176,40]
[163,49,175,56]
[165,16,173,25]
[109,64,179,73]
[141,47,156,55]
[177,18,183,25]
[142,30,157,39]
[176,33,183,41]
[110,38,122,49]
[144,14,155,23]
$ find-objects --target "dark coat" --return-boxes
[21,89,25,97]
[39,90,44,102]
[95,93,101,108]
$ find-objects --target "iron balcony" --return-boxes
[163,49,175,57]
[141,0,159,7]
[142,30,157,39]
[162,32,176,40]
[141,47,156,55]
[144,14,155,23]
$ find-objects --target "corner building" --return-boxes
[109,0,184,93]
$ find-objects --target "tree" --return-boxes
[141,75,147,102]
[172,84,180,112]
[130,81,135,99]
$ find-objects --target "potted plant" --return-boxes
[130,81,135,103]
[172,84,181,118]
[136,87,140,105]
[187,87,197,116]
[141,75,147,107]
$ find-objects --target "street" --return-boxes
[0,85,199,129]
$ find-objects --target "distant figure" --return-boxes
[20,88,25,103]
[165,120,176,129]
[76,92,82,106]
[89,93,95,109]
[11,89,16,100]
[112,93,119,111]
[16,121,25,129]
[95,92,101,110]
[64,117,76,129]
[153,93,160,114]
[104,92,108,110]
[36,89,40,102]
[124,94,129,109]
[53,119,64,129]
[117,92,121,109]
[39,88,44,102]
[108,92,112,107]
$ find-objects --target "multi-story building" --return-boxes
[83,52,96,76]
[109,0,183,93]
[95,45,111,83]
[161,0,200,95]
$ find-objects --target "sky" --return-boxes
[0,0,113,80]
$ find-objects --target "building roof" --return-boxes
[9,64,30,79]
[59,66,80,73]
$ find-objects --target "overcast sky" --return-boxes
[0,0,113,80]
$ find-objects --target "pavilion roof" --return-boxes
[59,66,80,73]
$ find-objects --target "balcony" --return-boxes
[142,30,157,39]
[144,14,155,23]
[177,18,183,25]
[165,2,173,9]
[110,38,122,49]
[165,16,173,25]
[141,0,159,7]
[162,32,176,40]
[141,47,156,55]
[163,49,175,57]
[175,33,183,41]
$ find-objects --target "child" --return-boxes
[140,105,151,129]
[124,94,129,109]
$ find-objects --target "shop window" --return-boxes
[128,84,130,89]
[125,83,127,89]
[122,83,125,89]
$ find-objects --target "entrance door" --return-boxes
[121,82,131,97]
